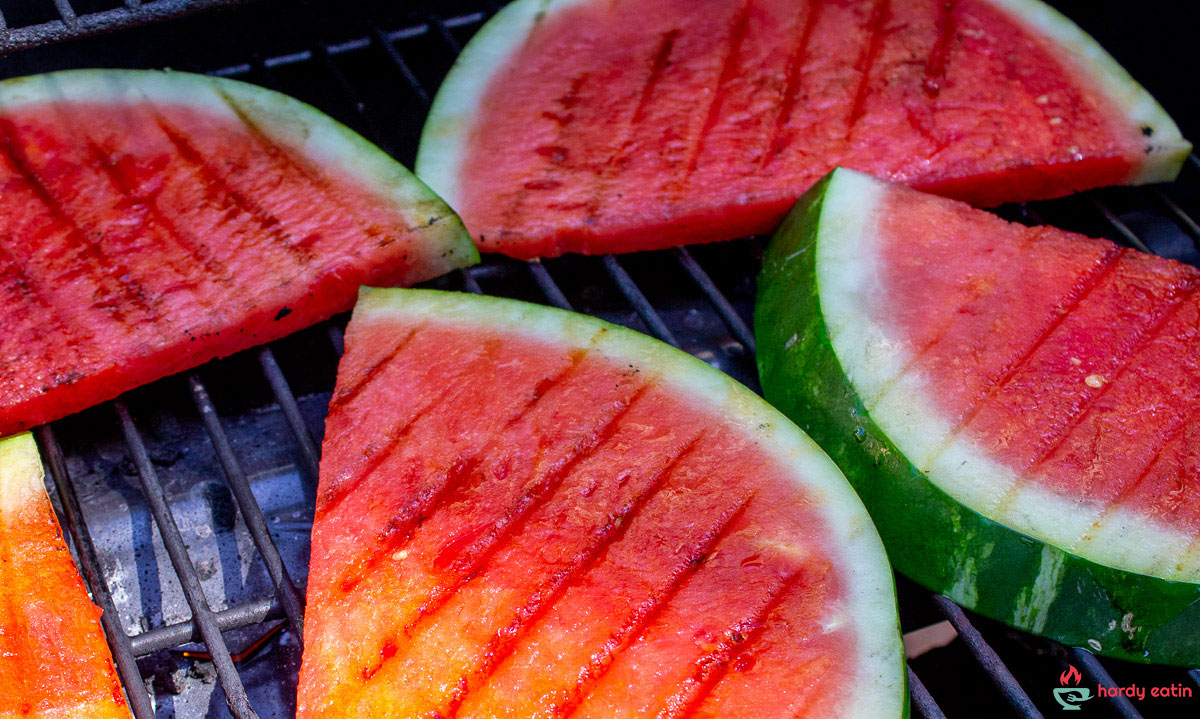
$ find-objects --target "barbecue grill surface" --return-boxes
[2,1,1198,717]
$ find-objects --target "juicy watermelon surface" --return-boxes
[0,434,130,719]
[418,0,1188,259]
[298,288,904,718]
[0,70,475,436]
[756,168,1200,663]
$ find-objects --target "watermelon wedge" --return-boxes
[297,288,905,718]
[0,433,131,718]
[0,69,476,436]
[756,167,1200,665]
[416,0,1190,260]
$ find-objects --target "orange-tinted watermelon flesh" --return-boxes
[0,434,131,719]
[298,289,905,718]
[0,70,475,436]
[418,0,1188,259]
[756,168,1200,664]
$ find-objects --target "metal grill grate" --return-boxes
[3,1,1198,717]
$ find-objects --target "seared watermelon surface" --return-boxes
[418,0,1188,259]
[756,167,1200,665]
[297,288,905,718]
[0,69,476,436]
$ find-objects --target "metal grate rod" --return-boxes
[187,374,306,640]
[114,400,260,719]
[674,247,755,351]
[258,347,322,483]
[130,595,283,657]
[1070,648,1142,719]
[529,260,574,311]
[603,254,680,347]
[907,667,948,719]
[932,595,1043,718]
[34,425,156,719]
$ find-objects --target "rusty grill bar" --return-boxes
[4,1,1198,717]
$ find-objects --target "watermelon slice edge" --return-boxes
[300,286,907,717]
[756,167,1200,666]
[416,0,1190,259]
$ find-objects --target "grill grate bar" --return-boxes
[932,595,1043,718]
[114,399,259,719]
[603,254,681,347]
[529,261,574,310]
[1089,198,1151,252]
[1070,648,1143,719]
[129,595,283,657]
[674,246,755,351]
[371,24,430,106]
[34,425,157,719]
[187,373,306,639]
[53,0,78,24]
[907,667,949,719]
[0,0,245,54]
[258,347,322,483]
[1155,189,1200,249]
[210,12,489,78]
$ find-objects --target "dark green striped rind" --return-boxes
[754,173,1200,666]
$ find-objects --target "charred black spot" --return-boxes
[274,307,293,321]
[1142,125,1155,137]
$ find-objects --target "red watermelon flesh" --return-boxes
[0,434,131,719]
[818,168,1200,581]
[0,70,475,436]
[417,0,1189,259]
[297,289,904,718]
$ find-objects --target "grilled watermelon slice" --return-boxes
[417,0,1189,260]
[756,167,1200,665]
[0,433,131,718]
[0,69,476,436]
[297,288,905,718]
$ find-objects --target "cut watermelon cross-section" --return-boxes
[297,288,905,718]
[417,0,1189,260]
[756,167,1200,665]
[0,433,131,718]
[0,69,477,436]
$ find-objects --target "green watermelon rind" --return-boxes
[354,286,909,717]
[754,169,1200,666]
[0,68,479,282]
[415,0,1190,218]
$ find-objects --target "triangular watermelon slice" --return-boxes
[297,288,905,717]
[757,167,1200,665]
[0,433,131,718]
[417,0,1189,260]
[0,69,477,436]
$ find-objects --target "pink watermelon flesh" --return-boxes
[876,183,1200,536]
[0,73,470,436]
[449,0,1180,258]
[298,292,896,718]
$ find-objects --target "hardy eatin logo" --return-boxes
[1053,663,1194,710]
[1053,665,1092,710]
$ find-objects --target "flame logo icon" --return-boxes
[1054,664,1092,710]
[1060,664,1082,686]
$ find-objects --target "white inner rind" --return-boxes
[0,69,477,280]
[0,433,44,517]
[354,287,906,719]
[989,0,1191,184]
[816,168,1200,585]
[416,0,592,215]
